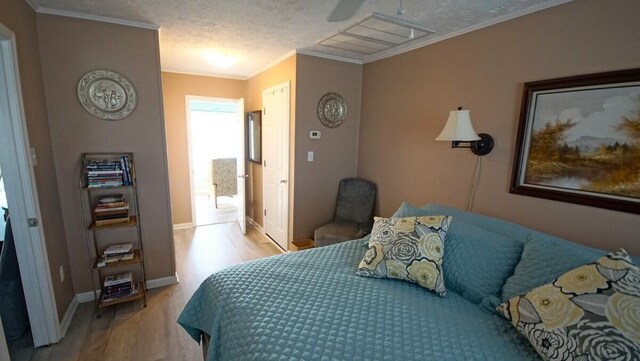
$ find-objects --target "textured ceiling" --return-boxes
[26,0,570,79]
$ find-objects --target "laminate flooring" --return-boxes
[9,222,282,361]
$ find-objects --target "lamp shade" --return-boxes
[436,109,481,141]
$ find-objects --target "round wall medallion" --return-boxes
[77,70,137,120]
[317,92,347,128]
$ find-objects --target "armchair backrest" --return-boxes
[335,178,376,224]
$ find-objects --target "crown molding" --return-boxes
[37,7,159,30]
[246,50,297,79]
[363,0,573,64]
[295,49,363,65]
[161,69,248,81]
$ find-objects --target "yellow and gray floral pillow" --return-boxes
[355,216,451,297]
[497,249,640,361]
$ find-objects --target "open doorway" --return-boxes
[186,97,246,231]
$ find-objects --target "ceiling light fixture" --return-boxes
[204,52,237,69]
[409,28,415,39]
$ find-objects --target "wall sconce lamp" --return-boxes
[435,107,494,156]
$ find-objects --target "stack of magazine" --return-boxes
[102,272,139,302]
[97,243,134,267]
[94,194,129,226]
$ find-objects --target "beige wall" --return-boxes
[359,0,640,255]
[37,14,175,292]
[293,55,362,239]
[162,72,245,225]
[0,0,74,319]
[246,55,297,228]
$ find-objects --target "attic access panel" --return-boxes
[319,13,435,55]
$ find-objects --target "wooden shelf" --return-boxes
[81,153,147,316]
[89,215,138,231]
[93,250,142,270]
[99,282,145,308]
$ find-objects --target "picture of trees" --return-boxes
[523,85,640,200]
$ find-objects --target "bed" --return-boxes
[178,203,639,361]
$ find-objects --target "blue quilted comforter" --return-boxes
[178,239,540,360]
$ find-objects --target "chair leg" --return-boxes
[213,184,218,209]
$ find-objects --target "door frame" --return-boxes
[261,81,290,251]
[0,23,60,348]
[184,95,245,228]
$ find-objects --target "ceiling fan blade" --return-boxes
[327,0,365,22]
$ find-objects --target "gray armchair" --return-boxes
[314,178,376,247]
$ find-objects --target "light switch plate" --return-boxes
[309,130,321,139]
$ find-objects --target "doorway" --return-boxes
[186,97,246,232]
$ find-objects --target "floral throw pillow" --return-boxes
[355,216,451,297]
[497,249,640,361]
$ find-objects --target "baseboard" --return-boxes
[247,217,264,233]
[76,290,99,303]
[60,295,79,337]
[247,217,286,253]
[75,274,179,303]
[146,273,179,289]
[173,222,193,230]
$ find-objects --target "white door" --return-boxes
[262,82,290,250]
[0,23,59,348]
[235,98,247,234]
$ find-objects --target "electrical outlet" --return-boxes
[59,265,64,283]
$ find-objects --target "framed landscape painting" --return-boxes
[511,68,640,214]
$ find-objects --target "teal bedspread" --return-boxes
[178,239,540,360]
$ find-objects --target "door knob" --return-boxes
[238,174,249,178]
[280,179,287,183]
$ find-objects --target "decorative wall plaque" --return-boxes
[77,70,137,120]
[317,92,347,128]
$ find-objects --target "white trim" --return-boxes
[36,7,159,30]
[75,275,180,303]
[173,222,194,230]
[146,274,179,289]
[161,69,248,81]
[74,291,97,304]
[59,295,78,337]
[0,22,60,347]
[185,96,198,229]
[295,49,363,65]
[248,50,297,79]
[362,0,573,64]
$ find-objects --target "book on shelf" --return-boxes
[104,272,133,287]
[104,283,132,294]
[99,253,134,265]
[84,156,134,187]
[102,283,139,302]
[93,194,129,225]
[95,211,128,220]
[94,208,129,217]
[98,194,125,203]
[95,203,128,211]
[94,216,130,226]
[104,243,133,255]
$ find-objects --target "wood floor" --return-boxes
[10,222,282,361]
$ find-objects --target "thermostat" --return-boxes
[310,130,321,139]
